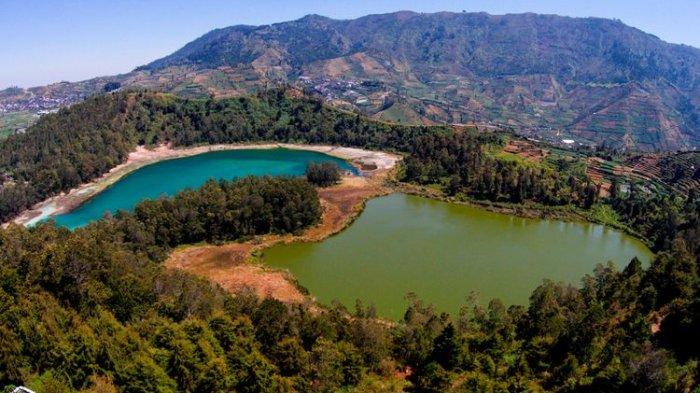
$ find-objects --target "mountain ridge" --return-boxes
[2,11,699,151]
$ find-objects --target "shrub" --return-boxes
[306,162,341,187]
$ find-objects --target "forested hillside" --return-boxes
[0,89,698,391]
[0,146,698,392]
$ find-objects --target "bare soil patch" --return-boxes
[166,243,307,304]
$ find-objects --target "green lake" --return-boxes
[264,193,653,319]
[53,148,356,229]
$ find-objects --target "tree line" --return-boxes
[401,132,598,207]
[119,176,321,254]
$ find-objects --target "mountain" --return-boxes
[3,11,700,151]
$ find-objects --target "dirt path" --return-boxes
[9,143,400,227]
[165,168,394,304]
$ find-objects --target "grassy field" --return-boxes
[0,111,37,139]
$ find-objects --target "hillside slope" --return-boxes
[3,11,699,151]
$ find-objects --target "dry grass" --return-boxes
[167,243,307,303]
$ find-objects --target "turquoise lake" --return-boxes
[53,148,356,228]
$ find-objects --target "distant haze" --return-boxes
[1,0,699,89]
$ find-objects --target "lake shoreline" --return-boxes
[164,153,652,309]
[8,143,401,227]
[394,182,650,247]
[263,193,653,318]
[10,140,653,312]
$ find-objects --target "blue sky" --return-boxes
[2,0,699,89]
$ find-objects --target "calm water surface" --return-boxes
[54,148,356,228]
[264,193,653,319]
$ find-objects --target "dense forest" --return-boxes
[401,132,599,207]
[127,176,320,249]
[0,89,699,391]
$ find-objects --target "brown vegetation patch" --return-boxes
[192,74,210,84]
[586,155,657,191]
[650,312,665,334]
[627,154,663,179]
[306,175,389,240]
[351,52,391,78]
[166,243,307,303]
[319,57,352,78]
[586,157,606,183]
[425,104,448,119]
[598,181,612,198]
